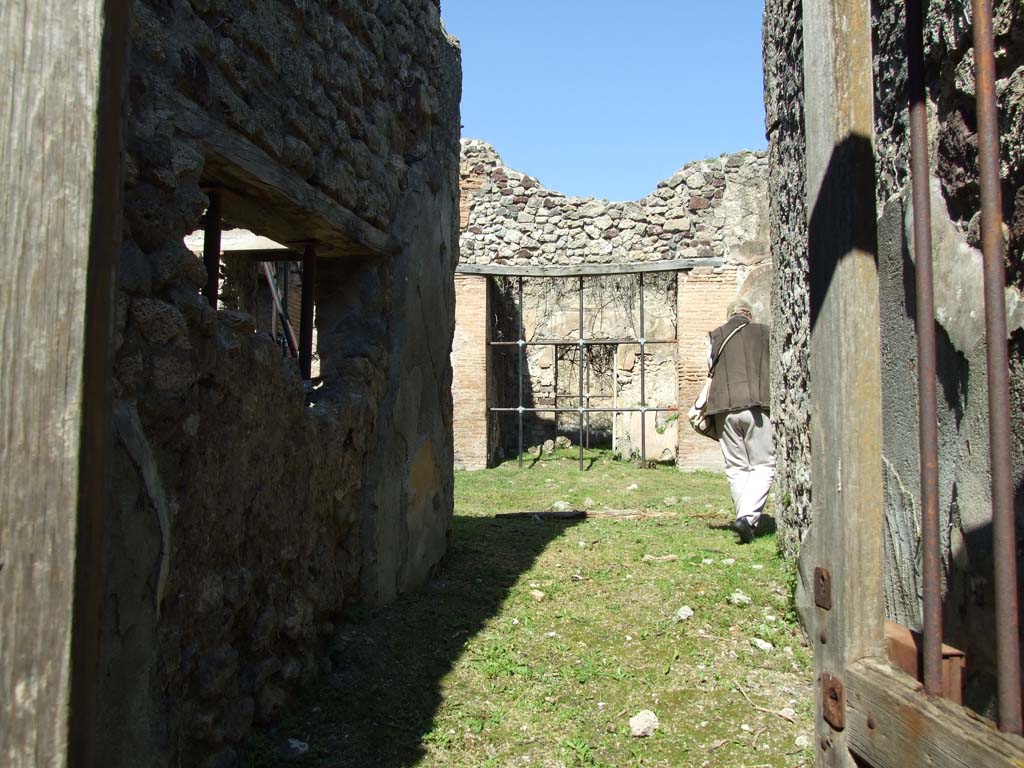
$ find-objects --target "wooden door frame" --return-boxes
[800,1,1024,765]
[0,2,128,766]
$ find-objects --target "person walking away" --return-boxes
[705,299,774,544]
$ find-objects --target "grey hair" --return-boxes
[726,298,753,320]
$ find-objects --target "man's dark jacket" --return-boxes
[706,315,771,416]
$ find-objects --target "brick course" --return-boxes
[452,275,490,469]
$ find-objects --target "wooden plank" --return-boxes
[172,95,399,260]
[455,257,723,278]
[801,0,885,764]
[845,658,1024,768]
[0,1,127,766]
[202,189,222,308]
[186,227,292,254]
[299,244,317,380]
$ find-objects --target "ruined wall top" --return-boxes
[460,139,770,268]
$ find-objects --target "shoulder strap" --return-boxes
[709,322,749,375]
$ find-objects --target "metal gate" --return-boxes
[460,261,702,470]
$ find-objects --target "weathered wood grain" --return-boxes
[0,1,126,766]
[846,658,1024,767]
[801,0,885,765]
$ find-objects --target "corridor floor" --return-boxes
[243,449,813,767]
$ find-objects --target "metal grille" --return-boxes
[486,266,683,471]
[906,0,1021,732]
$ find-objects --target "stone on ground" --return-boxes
[629,709,659,737]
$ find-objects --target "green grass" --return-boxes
[242,450,813,767]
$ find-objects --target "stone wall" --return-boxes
[456,140,771,468]
[764,0,1024,715]
[99,2,461,766]
[762,0,810,558]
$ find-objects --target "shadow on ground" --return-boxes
[241,514,580,767]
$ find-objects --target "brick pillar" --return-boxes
[452,274,491,469]
[676,266,739,471]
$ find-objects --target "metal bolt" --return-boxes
[819,630,828,644]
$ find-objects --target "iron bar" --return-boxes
[972,0,1022,734]
[280,261,290,356]
[518,276,525,469]
[586,361,591,449]
[456,257,721,278]
[906,0,943,698]
[639,273,646,466]
[259,262,298,358]
[491,406,678,414]
[202,190,222,310]
[299,244,317,381]
[554,345,559,439]
[489,338,677,347]
[578,276,585,471]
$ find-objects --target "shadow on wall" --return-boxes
[242,514,580,767]
[807,134,879,332]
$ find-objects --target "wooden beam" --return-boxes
[299,244,317,380]
[0,1,127,766]
[202,189,222,308]
[455,257,724,278]
[845,658,1024,767]
[172,95,399,260]
[801,0,885,764]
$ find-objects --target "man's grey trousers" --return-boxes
[714,406,776,525]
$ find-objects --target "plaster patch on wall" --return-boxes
[903,178,1024,354]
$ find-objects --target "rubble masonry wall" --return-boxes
[99,2,462,765]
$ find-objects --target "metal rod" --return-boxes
[586,360,591,449]
[578,276,585,471]
[612,346,618,455]
[906,0,943,698]
[972,0,1022,734]
[281,261,290,356]
[490,406,680,414]
[518,276,525,469]
[259,262,298,358]
[202,190,222,310]
[639,273,646,466]
[299,244,317,381]
[554,344,559,441]
[489,338,678,347]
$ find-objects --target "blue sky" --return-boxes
[441,1,768,202]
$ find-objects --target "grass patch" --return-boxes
[242,451,813,767]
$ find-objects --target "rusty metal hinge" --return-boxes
[822,672,846,730]
[814,566,832,610]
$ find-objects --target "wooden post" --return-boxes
[801,0,885,765]
[0,1,128,766]
[300,243,317,380]
[203,189,222,309]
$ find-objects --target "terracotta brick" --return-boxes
[451,275,490,469]
[676,267,739,470]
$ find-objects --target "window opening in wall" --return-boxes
[485,265,681,471]
[185,225,319,382]
[184,203,320,383]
